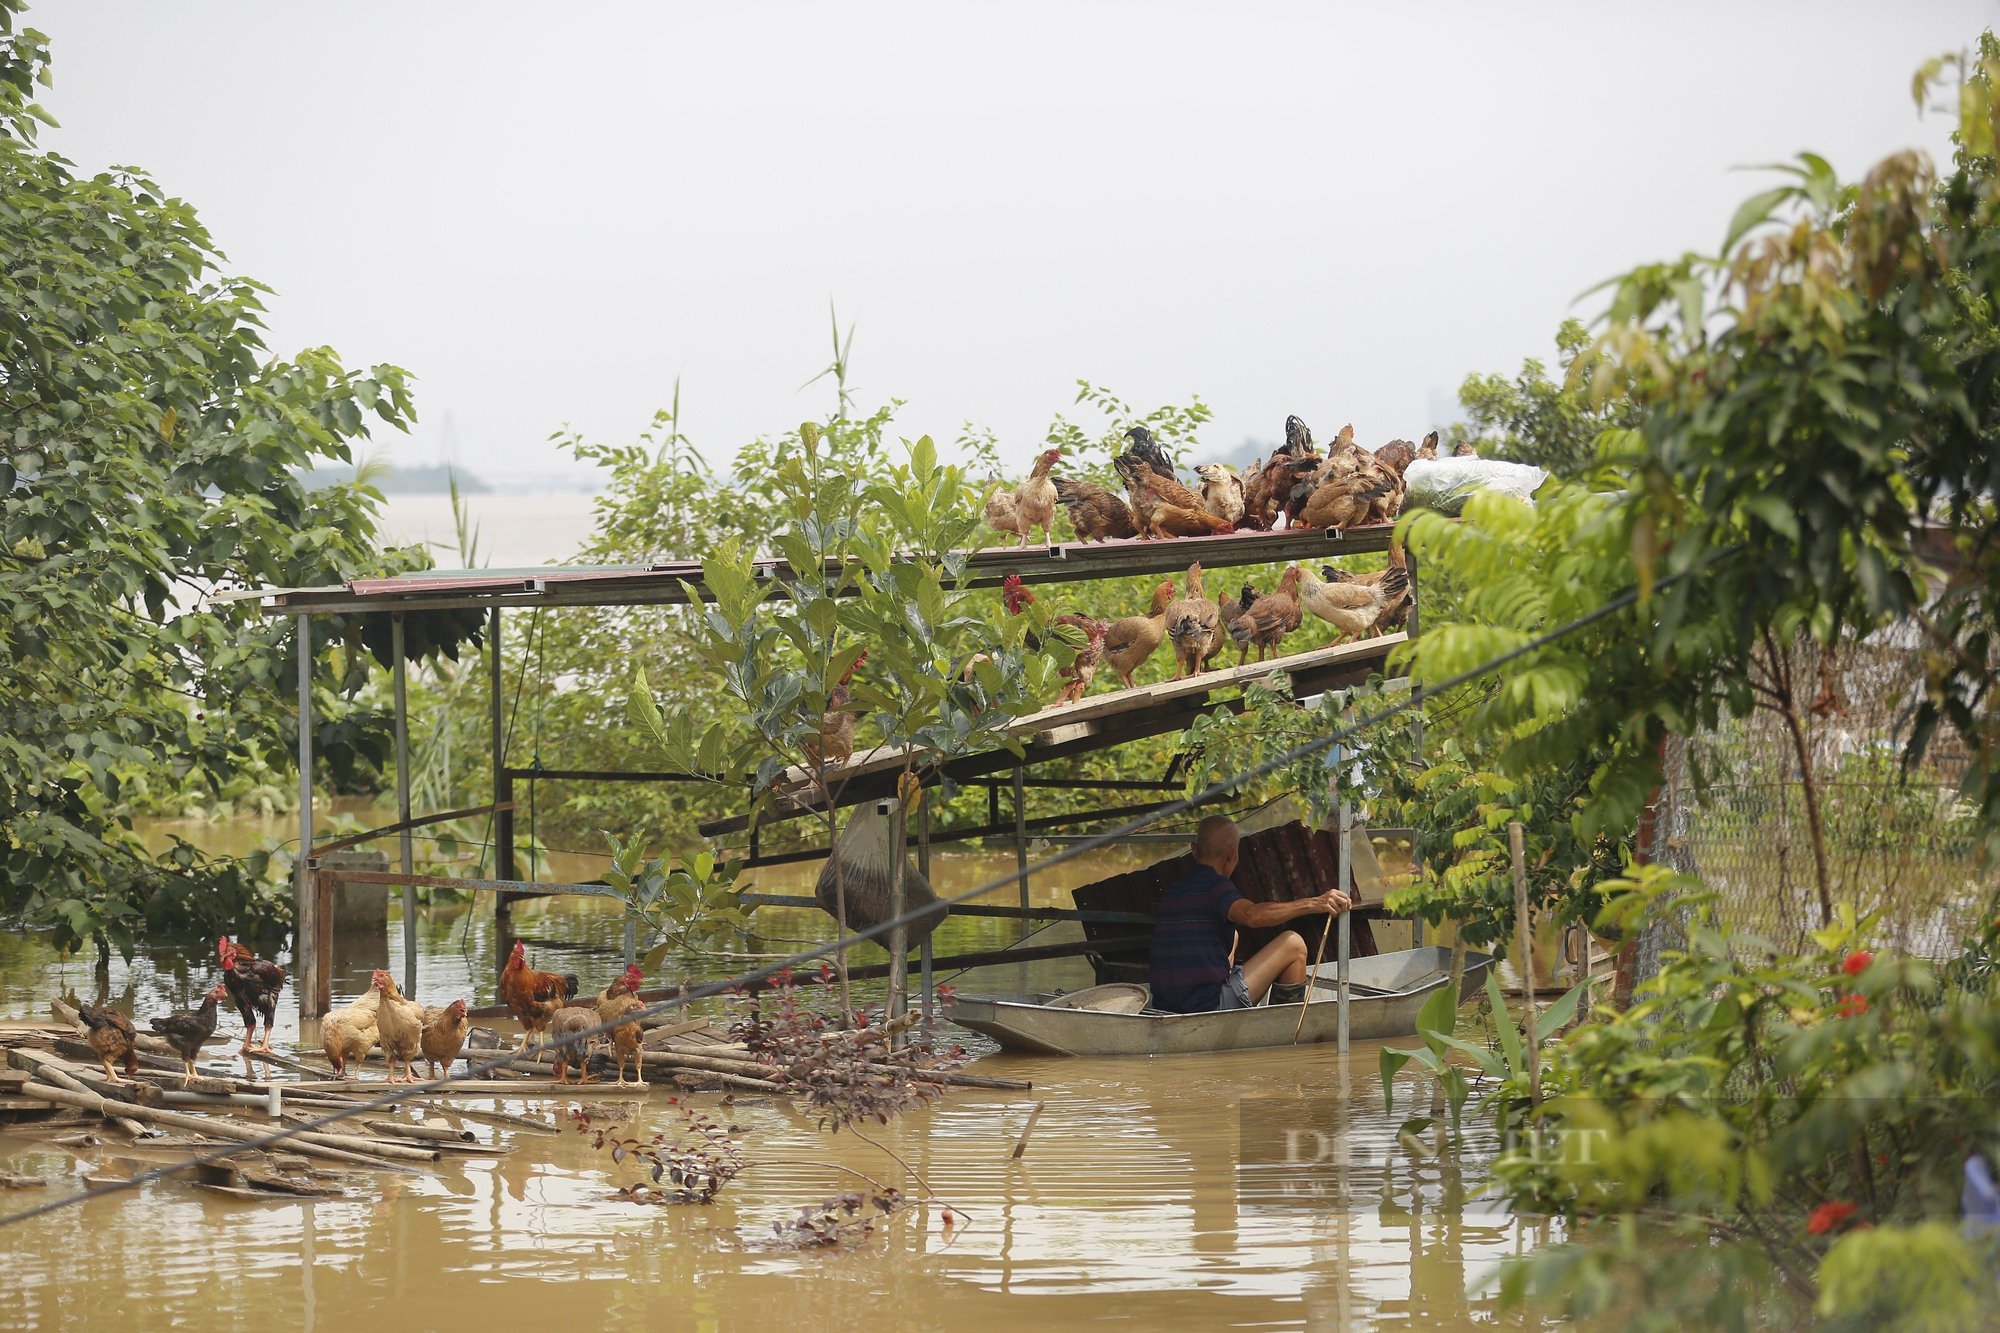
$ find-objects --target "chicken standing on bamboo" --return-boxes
[1101,579,1175,689]
[372,969,427,1083]
[1052,475,1137,542]
[1228,566,1305,663]
[1215,583,1258,668]
[547,1002,604,1085]
[420,999,470,1080]
[218,936,286,1054]
[1164,563,1222,678]
[983,447,1062,546]
[596,965,647,1088]
[499,940,576,1052]
[150,983,227,1087]
[320,980,382,1079]
[1300,548,1411,640]
[76,1002,139,1084]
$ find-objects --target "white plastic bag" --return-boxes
[1403,457,1547,516]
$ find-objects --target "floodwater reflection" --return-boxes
[1,851,1534,1330]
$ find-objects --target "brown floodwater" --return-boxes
[0,833,1530,1331]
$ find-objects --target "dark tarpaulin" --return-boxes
[1072,819,1380,985]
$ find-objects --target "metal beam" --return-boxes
[295,615,319,1021]
[257,525,1399,616]
[393,614,416,998]
[696,643,1394,837]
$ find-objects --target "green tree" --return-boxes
[0,5,422,954]
[1453,319,1639,477]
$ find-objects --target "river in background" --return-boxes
[374,490,604,570]
[0,818,1524,1331]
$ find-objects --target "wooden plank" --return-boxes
[698,635,1402,836]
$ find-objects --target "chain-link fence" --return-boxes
[1634,632,1996,983]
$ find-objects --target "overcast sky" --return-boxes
[33,2,1995,486]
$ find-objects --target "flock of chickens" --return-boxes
[71,936,651,1090]
[1022,546,1410,706]
[984,414,1466,546]
[978,414,1430,711]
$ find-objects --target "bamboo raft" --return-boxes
[0,1003,1032,1203]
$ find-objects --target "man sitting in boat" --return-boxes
[1149,815,1350,1013]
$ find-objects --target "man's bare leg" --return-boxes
[1239,930,1308,1003]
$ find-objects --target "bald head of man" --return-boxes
[1192,815,1240,874]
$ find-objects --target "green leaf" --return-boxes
[1415,982,1458,1041]
[1721,185,1795,256]
[1380,1047,1412,1113]
[1487,968,1525,1077]
[1534,980,1585,1044]
[1430,1031,1508,1080]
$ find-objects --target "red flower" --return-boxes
[1841,951,1874,976]
[1807,1201,1858,1235]
[1834,995,1869,1018]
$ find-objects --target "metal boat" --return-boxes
[948,946,1496,1057]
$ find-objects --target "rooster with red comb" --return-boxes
[217,936,287,1054]
[1001,574,1035,617]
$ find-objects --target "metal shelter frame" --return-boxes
[264,523,1413,1031]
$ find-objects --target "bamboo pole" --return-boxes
[10,1051,149,1138]
[1510,821,1540,1110]
[17,1082,419,1172]
[1008,1100,1046,1160]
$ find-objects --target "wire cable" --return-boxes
[0,571,1666,1229]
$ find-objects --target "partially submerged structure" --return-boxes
[251,523,1417,1037]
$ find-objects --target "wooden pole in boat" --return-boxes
[1510,820,1540,1110]
[1294,908,1334,1047]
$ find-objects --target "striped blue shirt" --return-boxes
[1148,864,1244,1013]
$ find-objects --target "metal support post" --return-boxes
[488,609,515,967]
[884,798,909,1034]
[1337,800,1352,1055]
[490,608,512,881]
[1406,549,1423,950]
[392,614,416,998]
[1012,765,1029,916]
[918,794,934,1022]
[295,615,320,1020]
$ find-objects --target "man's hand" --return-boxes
[1307,888,1351,916]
